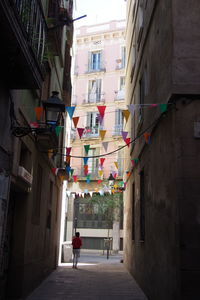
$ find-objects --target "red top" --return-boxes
[72,236,82,249]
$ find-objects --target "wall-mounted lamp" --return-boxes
[12,91,65,137]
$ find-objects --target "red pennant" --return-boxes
[52,168,58,175]
[66,147,71,155]
[125,138,131,147]
[114,173,117,179]
[84,169,88,176]
[73,175,78,182]
[100,158,105,166]
[35,107,43,121]
[97,106,106,118]
[97,180,102,184]
[77,128,85,138]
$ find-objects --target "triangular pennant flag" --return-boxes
[125,138,131,147]
[30,122,39,128]
[84,165,88,170]
[52,168,58,175]
[98,170,103,177]
[121,131,128,141]
[123,110,130,122]
[48,149,53,159]
[159,104,168,113]
[124,182,127,190]
[77,128,85,138]
[66,155,71,165]
[70,169,74,176]
[144,132,151,144]
[100,158,105,166]
[114,173,117,179]
[97,114,104,125]
[97,179,102,184]
[84,169,88,176]
[86,174,91,179]
[127,104,135,116]
[89,192,93,197]
[150,104,157,108]
[84,145,90,154]
[66,147,71,156]
[72,116,79,128]
[102,142,109,152]
[35,107,43,121]
[86,179,90,184]
[99,130,106,140]
[83,157,89,165]
[73,175,78,182]
[114,162,119,169]
[65,166,71,174]
[66,106,75,119]
[97,106,106,118]
[55,126,62,136]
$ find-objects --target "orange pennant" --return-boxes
[72,116,79,128]
[123,110,130,122]
[144,132,151,144]
[35,107,43,121]
[99,130,106,140]
[66,155,71,164]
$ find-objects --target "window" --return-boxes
[89,51,102,71]
[121,46,126,68]
[115,77,125,100]
[113,109,124,135]
[137,1,144,46]
[86,112,100,136]
[140,170,145,241]
[88,79,102,103]
[87,148,99,176]
[132,183,135,240]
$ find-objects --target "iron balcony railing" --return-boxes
[112,124,123,136]
[12,0,47,65]
[82,93,105,104]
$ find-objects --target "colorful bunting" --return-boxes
[100,158,105,166]
[102,142,109,152]
[66,155,71,165]
[70,169,74,176]
[73,175,78,182]
[84,145,90,154]
[97,106,106,118]
[159,104,168,113]
[98,170,103,177]
[72,116,79,128]
[97,179,102,184]
[83,157,89,165]
[66,147,71,156]
[150,104,157,108]
[55,126,62,136]
[77,128,85,138]
[123,110,130,122]
[144,132,151,144]
[125,138,131,147]
[114,162,119,169]
[99,130,106,140]
[121,131,128,141]
[48,149,53,159]
[114,173,117,179]
[66,106,75,119]
[65,166,71,174]
[35,107,43,121]
[97,114,104,124]
[52,168,58,175]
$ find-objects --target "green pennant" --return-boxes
[70,169,74,176]
[134,158,139,164]
[84,144,90,154]
[159,104,168,113]
[55,126,62,136]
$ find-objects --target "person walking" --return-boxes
[72,232,82,269]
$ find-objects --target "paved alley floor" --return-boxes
[25,253,148,300]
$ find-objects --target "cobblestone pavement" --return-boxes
[25,254,148,300]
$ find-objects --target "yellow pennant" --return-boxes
[98,170,103,177]
[99,130,106,140]
[114,162,119,169]
[48,149,53,159]
[123,110,130,122]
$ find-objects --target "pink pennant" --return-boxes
[97,114,104,125]
[77,128,85,138]
[121,131,128,141]
[66,147,72,155]
[100,158,105,166]
[150,104,157,108]
[97,106,106,118]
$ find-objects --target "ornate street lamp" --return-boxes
[108,173,115,187]
[12,91,65,137]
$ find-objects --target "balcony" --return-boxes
[82,93,105,104]
[0,0,47,88]
[114,89,125,101]
[85,64,106,74]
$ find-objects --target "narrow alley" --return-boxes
[25,253,148,300]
